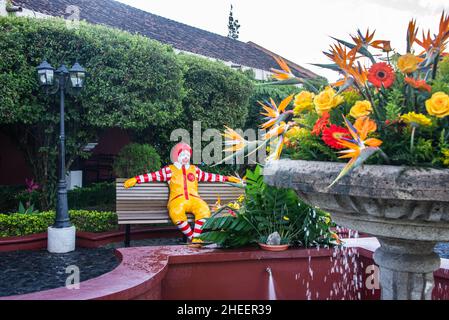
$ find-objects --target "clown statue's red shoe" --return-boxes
[124,142,241,247]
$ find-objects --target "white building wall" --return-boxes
[0,0,51,18]
[167,46,274,81]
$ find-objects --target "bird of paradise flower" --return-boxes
[328,117,383,188]
[213,126,268,166]
[216,95,297,165]
[259,95,298,161]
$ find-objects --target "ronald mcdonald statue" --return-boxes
[124,142,241,247]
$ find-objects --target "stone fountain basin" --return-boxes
[264,160,449,242]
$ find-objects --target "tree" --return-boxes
[227,4,240,40]
[0,16,184,209]
[137,54,254,162]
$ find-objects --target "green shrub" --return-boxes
[178,54,254,130]
[0,16,184,209]
[0,212,54,237]
[70,210,118,233]
[68,182,115,211]
[1,183,115,213]
[202,166,336,248]
[113,143,162,178]
[138,54,256,161]
[0,210,118,237]
[0,185,24,213]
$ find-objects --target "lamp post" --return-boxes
[37,60,86,253]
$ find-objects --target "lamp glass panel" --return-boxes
[38,70,47,85]
[70,72,84,88]
[46,69,54,85]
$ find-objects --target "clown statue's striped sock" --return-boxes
[176,221,193,240]
[192,219,206,241]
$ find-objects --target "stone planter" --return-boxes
[264,159,449,300]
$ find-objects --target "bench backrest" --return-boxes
[116,179,244,224]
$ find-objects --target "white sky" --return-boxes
[117,0,449,81]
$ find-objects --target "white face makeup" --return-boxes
[177,150,191,166]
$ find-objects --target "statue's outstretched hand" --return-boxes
[227,176,242,184]
[124,177,138,189]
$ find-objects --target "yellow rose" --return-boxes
[349,100,373,119]
[425,92,449,118]
[314,87,344,115]
[400,112,432,127]
[293,91,315,114]
[397,54,422,74]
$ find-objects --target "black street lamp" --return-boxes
[37,60,86,230]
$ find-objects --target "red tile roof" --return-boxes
[13,0,320,79]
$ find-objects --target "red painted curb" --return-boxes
[0,233,47,252]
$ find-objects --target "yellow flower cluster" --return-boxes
[401,112,432,127]
[293,88,345,116]
[228,201,241,210]
[442,149,449,167]
[285,126,309,139]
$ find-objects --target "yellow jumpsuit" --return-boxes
[167,165,211,224]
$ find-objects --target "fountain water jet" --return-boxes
[266,267,277,300]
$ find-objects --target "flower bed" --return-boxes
[0,210,118,238]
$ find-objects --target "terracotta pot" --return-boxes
[258,243,290,252]
[264,159,449,300]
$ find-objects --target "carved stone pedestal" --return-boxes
[374,238,440,300]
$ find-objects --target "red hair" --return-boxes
[170,142,192,163]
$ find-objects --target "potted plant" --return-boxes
[201,166,338,250]
[223,14,449,299]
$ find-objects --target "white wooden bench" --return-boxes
[116,178,244,246]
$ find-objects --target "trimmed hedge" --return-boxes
[0,210,118,238]
[132,54,255,161]
[0,16,185,209]
[179,54,254,129]
[0,16,185,128]
[0,183,116,213]
[113,143,161,178]
[68,182,115,211]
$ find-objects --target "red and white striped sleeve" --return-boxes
[135,166,172,184]
[195,167,228,183]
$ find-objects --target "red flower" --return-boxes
[367,62,395,88]
[25,178,40,193]
[312,112,330,136]
[404,77,432,93]
[322,125,351,149]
